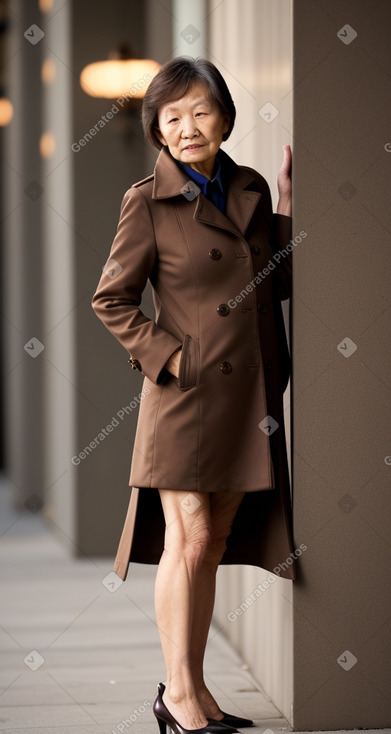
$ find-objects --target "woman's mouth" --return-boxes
[184,144,204,151]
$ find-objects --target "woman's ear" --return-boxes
[155,127,167,146]
[223,113,230,135]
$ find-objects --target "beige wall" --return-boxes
[292,0,391,727]
[208,0,294,722]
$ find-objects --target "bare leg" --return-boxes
[154,489,212,730]
[189,493,245,720]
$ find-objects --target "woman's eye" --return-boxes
[195,112,206,117]
[168,117,178,124]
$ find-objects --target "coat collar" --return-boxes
[152,146,261,238]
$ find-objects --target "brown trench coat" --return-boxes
[92,146,297,580]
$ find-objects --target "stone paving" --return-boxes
[0,482,389,734]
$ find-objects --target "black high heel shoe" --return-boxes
[208,712,254,729]
[153,682,238,734]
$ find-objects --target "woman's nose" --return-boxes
[180,117,198,138]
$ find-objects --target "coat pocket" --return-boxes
[176,334,199,391]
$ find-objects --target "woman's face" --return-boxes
[156,81,230,178]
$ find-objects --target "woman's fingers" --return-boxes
[277,144,292,202]
[280,144,292,177]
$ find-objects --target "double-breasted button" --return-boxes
[217,303,230,317]
[209,248,222,260]
[250,244,260,255]
[257,303,267,314]
[266,360,273,370]
[220,361,232,375]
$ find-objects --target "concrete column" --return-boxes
[69,0,173,556]
[2,0,44,510]
[292,0,391,727]
[40,0,152,555]
[40,0,75,549]
[40,0,171,557]
[172,0,206,57]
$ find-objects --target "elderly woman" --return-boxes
[92,56,295,734]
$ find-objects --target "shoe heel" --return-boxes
[155,715,168,734]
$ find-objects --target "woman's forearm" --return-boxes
[276,196,292,217]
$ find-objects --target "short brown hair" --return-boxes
[142,56,236,150]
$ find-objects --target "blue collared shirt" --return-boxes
[178,152,226,213]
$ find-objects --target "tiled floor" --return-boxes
[0,481,390,734]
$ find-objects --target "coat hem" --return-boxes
[128,483,276,493]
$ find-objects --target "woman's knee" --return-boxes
[167,521,212,567]
[202,533,228,568]
[160,490,212,565]
[202,495,244,568]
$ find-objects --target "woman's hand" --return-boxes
[164,348,182,378]
[276,144,292,217]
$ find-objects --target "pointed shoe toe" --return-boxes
[216,712,254,728]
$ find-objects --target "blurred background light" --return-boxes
[41,58,56,85]
[39,0,54,12]
[80,49,160,100]
[39,131,56,158]
[0,97,13,126]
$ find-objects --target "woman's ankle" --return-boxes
[194,683,210,698]
[164,682,197,705]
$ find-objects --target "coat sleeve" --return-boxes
[91,186,183,385]
[270,212,292,301]
[242,165,292,301]
[257,175,292,301]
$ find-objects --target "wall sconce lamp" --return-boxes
[0,93,13,126]
[80,45,160,102]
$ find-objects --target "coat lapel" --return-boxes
[152,146,261,238]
